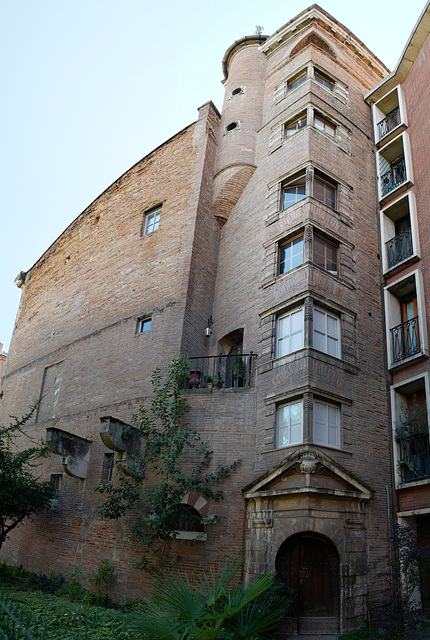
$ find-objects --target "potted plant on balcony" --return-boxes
[395,396,429,481]
[232,354,245,387]
[189,369,202,388]
[202,375,213,389]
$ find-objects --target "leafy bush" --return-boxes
[0,589,137,640]
[128,556,293,639]
[0,562,33,589]
[29,572,66,594]
[340,625,384,640]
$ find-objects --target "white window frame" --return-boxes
[144,207,161,234]
[313,308,340,358]
[277,401,303,448]
[279,234,304,274]
[314,400,340,448]
[276,308,304,358]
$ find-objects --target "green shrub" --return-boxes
[340,626,384,640]
[1,589,137,640]
[0,562,33,589]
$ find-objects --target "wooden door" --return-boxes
[276,532,339,635]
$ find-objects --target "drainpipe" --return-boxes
[386,485,394,597]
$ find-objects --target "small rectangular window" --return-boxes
[288,72,307,91]
[50,474,62,492]
[313,235,338,274]
[314,176,336,209]
[277,401,303,447]
[277,308,304,358]
[314,71,334,92]
[313,308,340,358]
[101,453,114,484]
[314,114,335,137]
[144,207,161,235]
[285,116,307,137]
[137,317,152,333]
[314,401,340,447]
[279,235,304,274]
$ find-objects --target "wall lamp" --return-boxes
[205,316,213,337]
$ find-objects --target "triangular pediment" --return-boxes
[243,447,373,501]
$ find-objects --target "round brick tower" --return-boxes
[212,35,267,226]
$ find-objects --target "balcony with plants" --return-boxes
[395,393,430,484]
[183,353,256,390]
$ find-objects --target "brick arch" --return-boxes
[290,33,336,59]
[180,491,211,519]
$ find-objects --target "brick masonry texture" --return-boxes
[1,5,430,636]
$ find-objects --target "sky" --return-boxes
[1,0,427,352]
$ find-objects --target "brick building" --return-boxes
[1,4,430,637]
[365,0,430,614]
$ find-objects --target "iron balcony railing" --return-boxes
[380,158,406,197]
[377,106,400,141]
[391,316,420,363]
[399,433,430,482]
[183,353,256,389]
[386,228,413,269]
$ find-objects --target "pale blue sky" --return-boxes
[1,0,427,352]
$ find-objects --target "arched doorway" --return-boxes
[276,531,340,635]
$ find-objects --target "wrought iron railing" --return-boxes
[399,433,430,482]
[377,106,400,140]
[386,228,413,269]
[391,316,420,363]
[380,158,406,197]
[183,353,256,389]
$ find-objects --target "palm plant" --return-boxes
[129,556,293,639]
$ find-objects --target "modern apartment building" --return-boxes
[1,3,429,637]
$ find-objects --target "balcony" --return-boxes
[377,107,400,141]
[380,158,406,197]
[183,353,256,389]
[386,228,413,269]
[391,316,420,363]
[399,433,430,483]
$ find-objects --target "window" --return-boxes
[313,235,338,274]
[137,317,152,333]
[101,453,114,484]
[171,504,204,532]
[285,116,307,137]
[313,308,340,358]
[277,308,304,357]
[314,401,340,447]
[314,176,336,209]
[314,71,334,92]
[282,177,306,210]
[50,474,62,492]
[288,71,307,91]
[277,401,303,447]
[144,207,161,234]
[314,114,335,137]
[279,235,304,274]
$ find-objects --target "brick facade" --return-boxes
[1,4,429,637]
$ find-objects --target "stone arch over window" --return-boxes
[172,492,210,540]
[290,33,336,59]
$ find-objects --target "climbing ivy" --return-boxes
[96,356,240,572]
